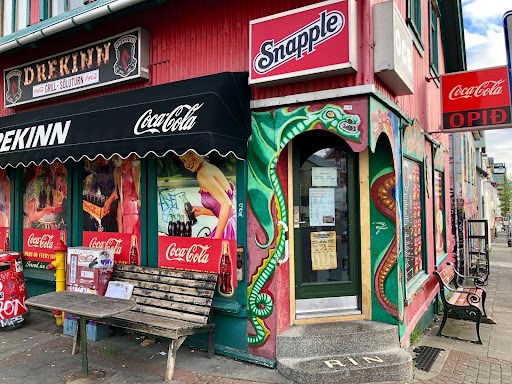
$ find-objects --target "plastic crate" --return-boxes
[63,314,110,342]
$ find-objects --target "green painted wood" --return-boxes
[147,156,158,267]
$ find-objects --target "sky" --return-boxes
[461,0,511,168]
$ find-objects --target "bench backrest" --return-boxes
[436,266,455,287]
[112,264,217,326]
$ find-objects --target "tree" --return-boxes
[501,173,512,217]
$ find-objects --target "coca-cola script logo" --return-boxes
[165,243,210,264]
[133,103,204,136]
[253,10,345,75]
[89,237,123,255]
[448,79,505,100]
[27,233,54,249]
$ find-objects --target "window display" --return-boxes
[156,151,237,297]
[22,163,68,266]
[82,155,141,265]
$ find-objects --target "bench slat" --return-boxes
[132,286,213,307]
[114,277,215,299]
[113,270,216,291]
[132,294,211,317]
[114,264,217,282]
[132,304,209,324]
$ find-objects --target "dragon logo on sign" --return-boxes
[5,70,22,104]
[113,34,138,78]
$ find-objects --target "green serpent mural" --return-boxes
[247,104,362,346]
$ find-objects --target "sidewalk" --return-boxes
[410,232,512,384]
[1,233,511,384]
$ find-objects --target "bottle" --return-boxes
[129,235,139,265]
[4,229,9,251]
[167,214,175,236]
[49,189,54,207]
[181,194,197,225]
[219,241,232,294]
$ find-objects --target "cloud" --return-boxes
[462,1,512,169]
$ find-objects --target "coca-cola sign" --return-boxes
[448,80,505,100]
[23,229,65,263]
[88,237,123,256]
[441,66,512,131]
[134,103,203,136]
[83,232,135,265]
[158,236,236,287]
[165,243,211,264]
[249,0,357,85]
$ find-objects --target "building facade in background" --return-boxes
[0,0,466,371]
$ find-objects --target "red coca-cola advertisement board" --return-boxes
[83,232,140,265]
[441,66,512,131]
[23,229,64,262]
[158,237,237,294]
[249,0,357,85]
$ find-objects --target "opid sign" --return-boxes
[441,66,512,132]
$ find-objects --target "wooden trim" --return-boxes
[294,313,366,325]
[288,143,296,325]
[359,149,372,319]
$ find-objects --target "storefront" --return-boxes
[0,68,251,353]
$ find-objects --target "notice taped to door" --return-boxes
[310,231,337,271]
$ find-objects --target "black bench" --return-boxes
[434,262,488,344]
[73,264,217,382]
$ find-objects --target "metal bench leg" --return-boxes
[208,328,215,359]
[475,312,483,345]
[165,336,186,382]
[481,290,488,317]
[437,309,448,337]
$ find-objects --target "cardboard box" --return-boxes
[67,247,114,269]
[66,247,114,296]
[63,314,110,342]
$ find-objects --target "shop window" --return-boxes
[434,170,446,262]
[82,155,141,265]
[429,2,439,76]
[156,151,238,298]
[0,169,11,252]
[403,158,425,283]
[2,1,14,36]
[1,0,30,35]
[22,163,69,268]
[407,0,422,43]
[45,0,86,18]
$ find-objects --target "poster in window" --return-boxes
[0,169,10,252]
[23,163,68,266]
[312,167,337,187]
[156,151,237,297]
[82,155,141,265]
[309,188,335,227]
[403,160,422,282]
[310,231,337,270]
[434,171,445,257]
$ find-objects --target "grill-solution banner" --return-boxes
[0,72,250,167]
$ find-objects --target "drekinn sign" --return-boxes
[440,66,512,132]
[249,0,357,85]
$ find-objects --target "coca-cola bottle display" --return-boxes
[167,214,175,236]
[181,194,197,225]
[219,241,233,294]
[4,229,9,251]
[129,235,139,265]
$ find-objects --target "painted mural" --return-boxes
[368,98,404,327]
[248,101,367,347]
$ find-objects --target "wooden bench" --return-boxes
[434,262,488,344]
[73,264,217,382]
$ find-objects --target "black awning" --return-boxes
[0,72,250,167]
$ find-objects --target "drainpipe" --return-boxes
[0,0,148,54]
